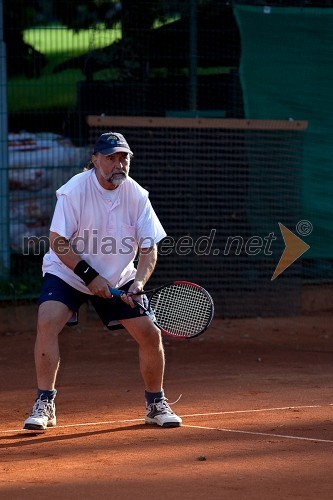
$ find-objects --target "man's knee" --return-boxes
[129,320,163,349]
[37,301,72,335]
[147,324,163,347]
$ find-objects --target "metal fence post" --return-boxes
[189,0,198,112]
[0,0,10,279]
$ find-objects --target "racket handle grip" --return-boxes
[108,286,123,298]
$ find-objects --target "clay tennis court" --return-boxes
[0,291,332,499]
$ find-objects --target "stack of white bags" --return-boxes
[8,131,87,254]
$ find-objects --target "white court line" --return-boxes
[56,417,144,428]
[182,424,333,444]
[0,418,145,435]
[181,404,324,418]
[0,404,331,436]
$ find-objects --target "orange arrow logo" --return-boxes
[271,223,310,280]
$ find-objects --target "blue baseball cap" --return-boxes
[93,132,133,156]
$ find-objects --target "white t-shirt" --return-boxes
[42,169,166,293]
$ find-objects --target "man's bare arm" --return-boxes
[49,231,111,298]
[132,245,158,290]
[121,245,157,307]
[49,231,81,270]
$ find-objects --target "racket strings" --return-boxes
[150,284,213,337]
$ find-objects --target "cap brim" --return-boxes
[97,147,133,156]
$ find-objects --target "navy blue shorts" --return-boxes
[38,273,150,330]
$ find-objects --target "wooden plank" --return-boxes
[86,115,308,131]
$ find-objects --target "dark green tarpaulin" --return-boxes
[234,5,333,258]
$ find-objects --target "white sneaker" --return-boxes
[24,396,56,431]
[145,398,182,428]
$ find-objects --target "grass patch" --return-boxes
[24,24,122,56]
[8,69,85,112]
[9,23,233,113]
[0,255,44,301]
[8,25,121,113]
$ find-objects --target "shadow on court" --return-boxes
[0,311,332,499]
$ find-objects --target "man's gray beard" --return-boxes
[106,172,127,186]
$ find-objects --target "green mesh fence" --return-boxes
[234,3,333,279]
[86,116,306,317]
[0,0,325,316]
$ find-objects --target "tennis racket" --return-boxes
[108,281,214,339]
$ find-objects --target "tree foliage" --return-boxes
[3,0,47,77]
[3,0,186,77]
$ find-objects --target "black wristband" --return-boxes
[74,260,99,285]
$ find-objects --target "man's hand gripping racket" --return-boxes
[108,281,214,339]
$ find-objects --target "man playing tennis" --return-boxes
[23,132,182,430]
